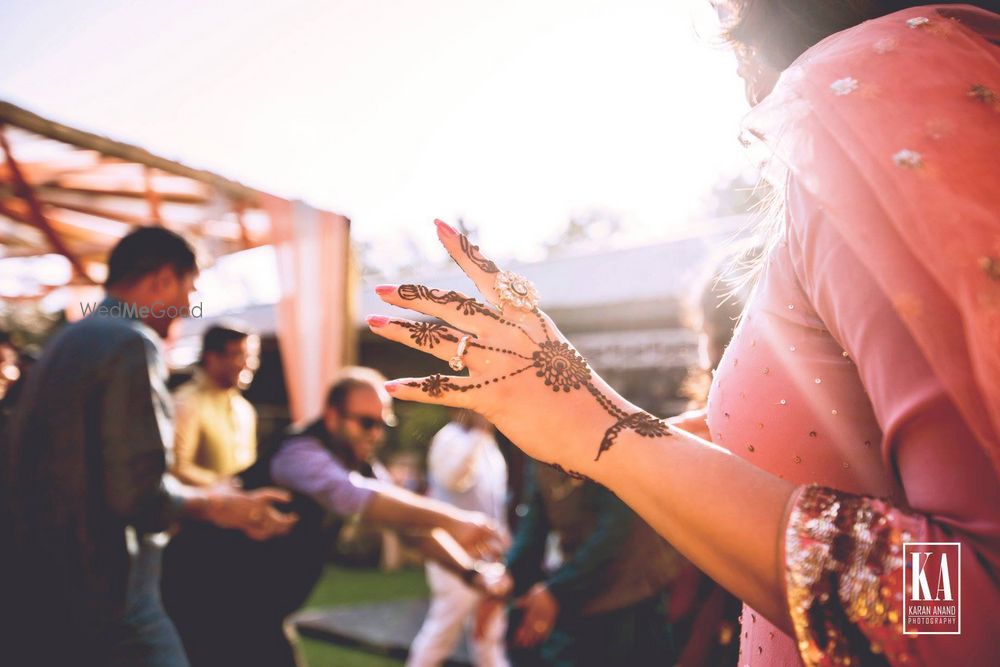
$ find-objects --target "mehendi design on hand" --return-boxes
[398,284,539,345]
[401,322,456,348]
[546,462,593,483]
[596,412,671,460]
[396,237,672,459]
[399,284,498,319]
[532,341,591,392]
[392,319,534,361]
[404,365,534,396]
[460,235,500,274]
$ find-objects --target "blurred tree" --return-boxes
[544,208,623,258]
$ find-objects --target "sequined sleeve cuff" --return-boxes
[784,484,924,666]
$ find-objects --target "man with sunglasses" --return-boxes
[162,367,508,667]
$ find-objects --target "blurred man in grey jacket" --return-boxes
[0,227,296,667]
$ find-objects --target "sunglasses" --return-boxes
[341,412,389,432]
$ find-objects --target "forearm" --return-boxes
[544,383,796,633]
[361,483,464,533]
[408,527,475,577]
[171,459,221,487]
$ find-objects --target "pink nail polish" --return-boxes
[434,219,457,237]
[374,284,397,296]
[384,381,400,394]
[366,315,390,327]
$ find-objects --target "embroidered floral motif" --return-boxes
[980,256,1000,282]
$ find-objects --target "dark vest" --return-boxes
[162,420,374,623]
[535,464,684,615]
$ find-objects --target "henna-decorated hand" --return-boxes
[367,220,671,476]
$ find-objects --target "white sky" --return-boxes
[0,0,753,268]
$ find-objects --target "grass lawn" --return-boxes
[297,564,429,667]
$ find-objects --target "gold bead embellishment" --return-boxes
[979,256,1000,281]
[969,84,998,106]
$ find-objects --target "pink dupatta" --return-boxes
[743,4,1000,478]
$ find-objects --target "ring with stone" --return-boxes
[494,270,539,312]
[449,335,471,372]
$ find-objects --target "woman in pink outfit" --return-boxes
[367,3,1000,665]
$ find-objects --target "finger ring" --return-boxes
[494,271,539,311]
[449,335,471,372]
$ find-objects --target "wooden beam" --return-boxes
[0,100,261,204]
[144,165,163,224]
[37,184,209,204]
[0,126,94,282]
[31,198,153,226]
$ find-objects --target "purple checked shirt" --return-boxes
[270,436,377,517]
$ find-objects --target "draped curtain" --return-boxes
[263,194,351,422]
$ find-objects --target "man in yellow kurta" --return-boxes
[172,325,258,486]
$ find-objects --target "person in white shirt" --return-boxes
[408,410,510,667]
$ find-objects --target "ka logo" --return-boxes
[903,542,961,635]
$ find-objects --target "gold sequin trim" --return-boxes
[785,485,918,666]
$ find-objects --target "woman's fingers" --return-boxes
[434,219,503,304]
[366,316,474,364]
[375,284,501,335]
[367,315,536,370]
[433,220,553,343]
[384,357,537,406]
[384,375,476,408]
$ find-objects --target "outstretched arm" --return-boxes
[368,220,796,632]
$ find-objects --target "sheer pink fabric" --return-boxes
[742,4,1000,476]
[263,194,352,421]
[705,5,1000,665]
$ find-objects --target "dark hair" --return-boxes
[324,367,397,425]
[200,325,250,364]
[724,1,1000,71]
[324,367,388,411]
[105,226,197,288]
